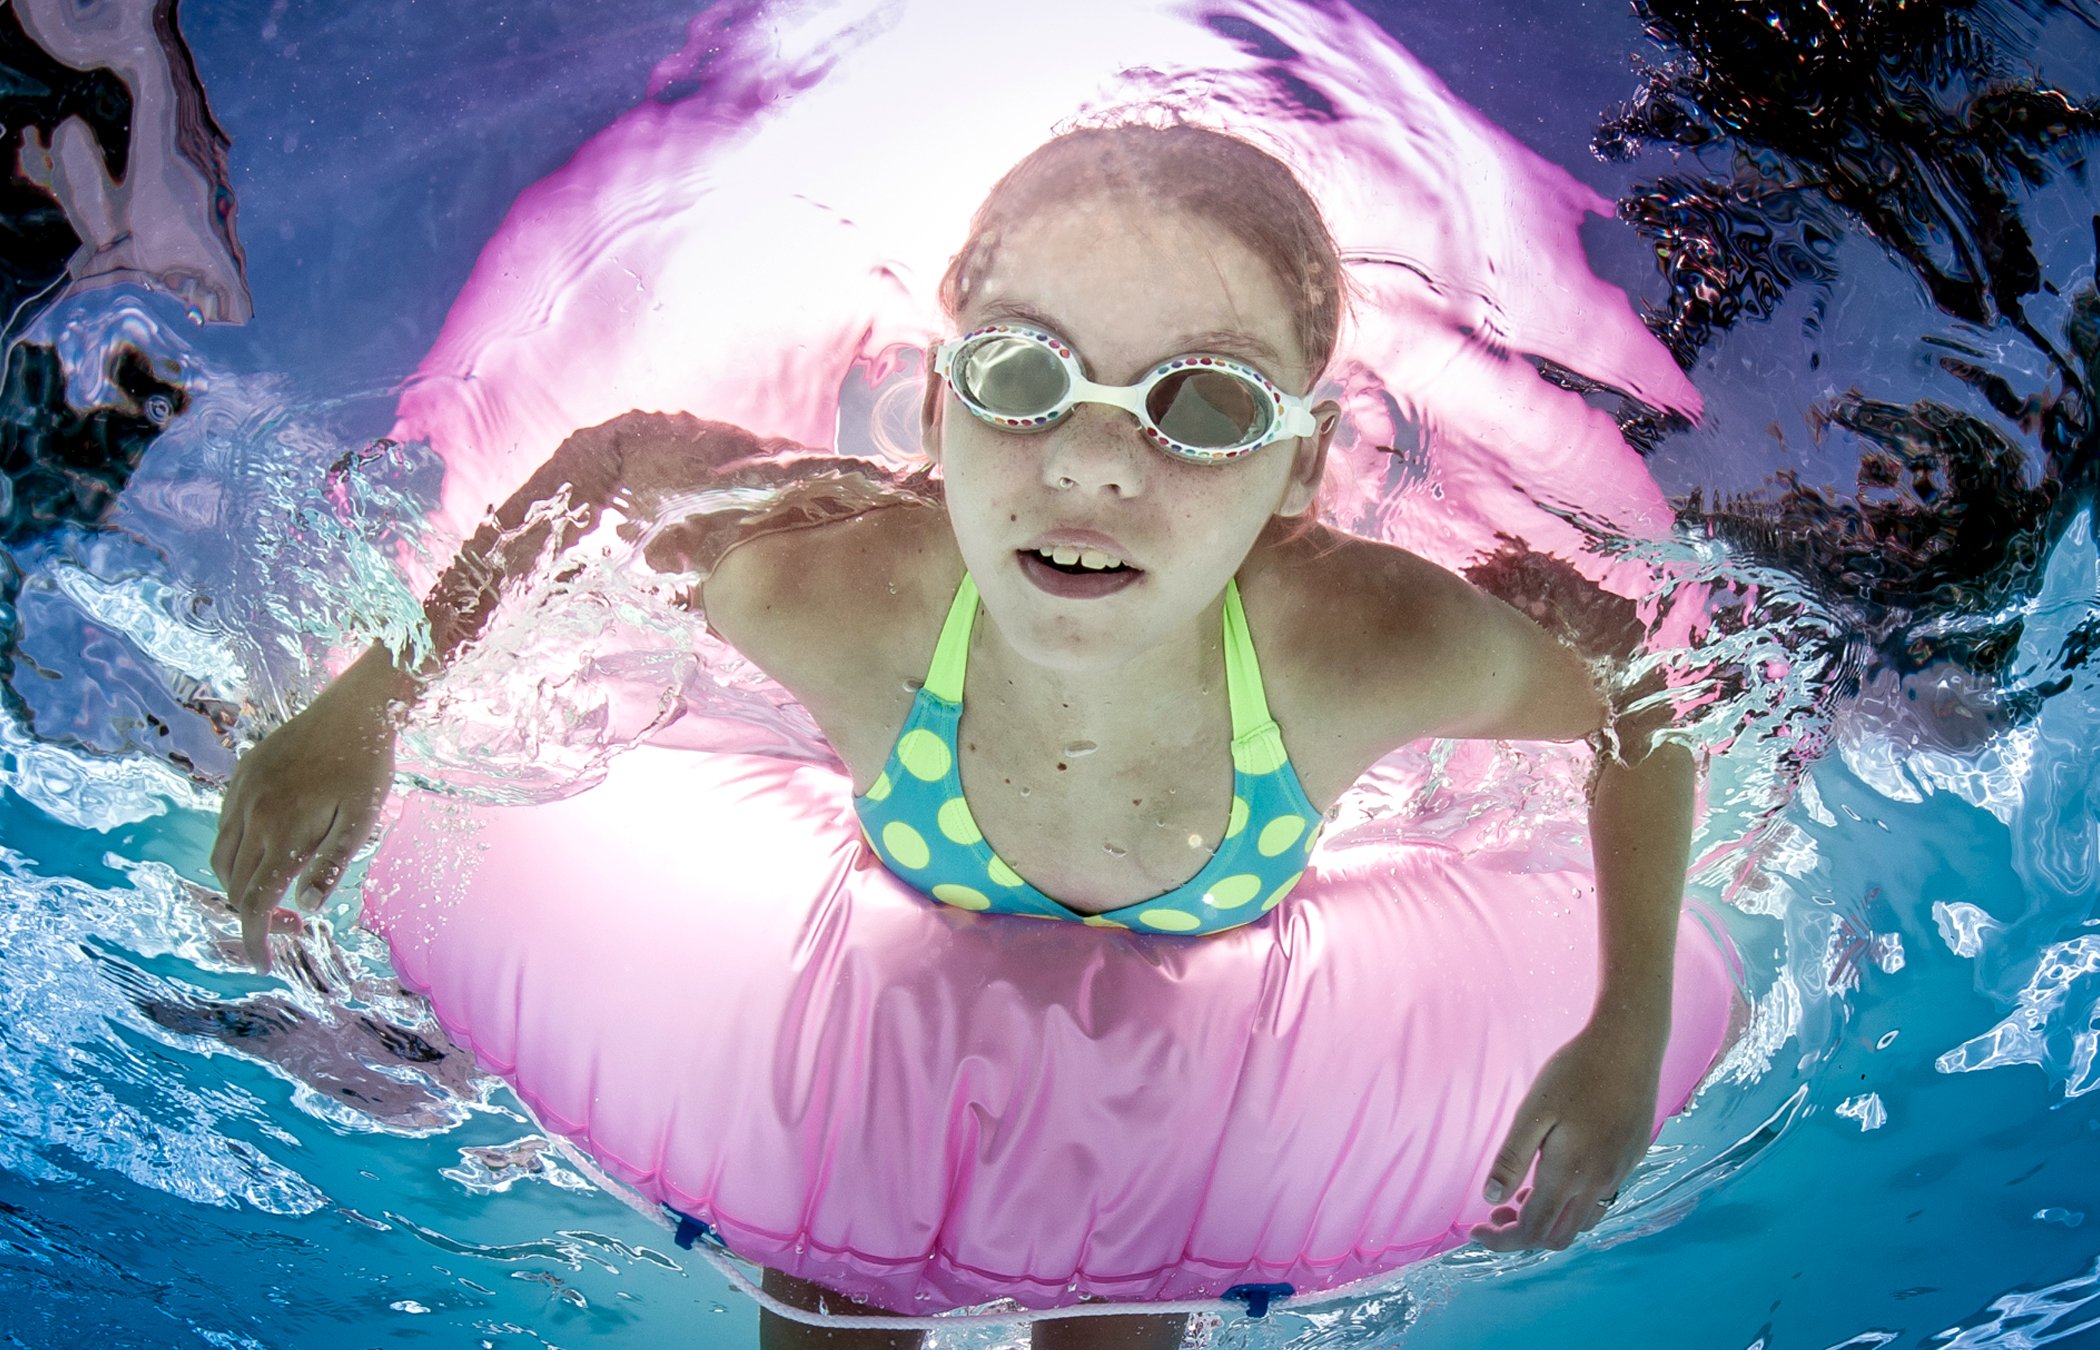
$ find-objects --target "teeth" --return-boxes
[1037,546,1125,570]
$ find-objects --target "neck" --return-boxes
[967,592,1228,743]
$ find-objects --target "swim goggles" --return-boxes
[932,323,1318,464]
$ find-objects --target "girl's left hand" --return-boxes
[1468,1017,1665,1252]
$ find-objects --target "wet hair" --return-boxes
[938,122,1348,388]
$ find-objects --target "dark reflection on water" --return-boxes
[1604,0,2098,762]
[0,2,131,339]
[1605,0,2100,359]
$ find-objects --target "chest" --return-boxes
[951,694,1240,912]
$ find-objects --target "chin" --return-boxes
[974,581,1150,671]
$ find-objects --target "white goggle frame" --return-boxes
[933,323,1317,464]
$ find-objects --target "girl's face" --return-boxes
[925,195,1339,674]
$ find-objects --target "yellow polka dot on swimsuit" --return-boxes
[1257,815,1306,857]
[852,572,1321,936]
[932,883,991,911]
[897,728,950,781]
[881,821,930,871]
[936,797,982,846]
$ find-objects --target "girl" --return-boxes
[214,124,1734,1349]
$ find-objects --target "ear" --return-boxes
[1276,399,1341,517]
[920,344,946,464]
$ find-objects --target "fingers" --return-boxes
[209,814,236,891]
[1470,1181,1624,1252]
[1468,1186,1529,1246]
[226,820,281,928]
[1482,1110,1551,1206]
[210,689,398,973]
[1540,1188,1590,1249]
[228,828,276,973]
[1471,1128,1625,1252]
[1470,1032,1657,1254]
[297,804,375,910]
[239,891,274,974]
[222,802,337,973]
[1544,1180,1622,1248]
[215,784,388,970]
[210,772,248,889]
[1524,1149,1588,1248]
[231,833,305,974]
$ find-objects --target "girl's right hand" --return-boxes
[211,653,402,972]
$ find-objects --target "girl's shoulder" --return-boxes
[706,496,956,657]
[1239,524,1586,800]
[703,497,959,768]
[1239,522,1469,683]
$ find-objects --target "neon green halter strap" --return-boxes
[1217,578,1273,742]
[920,573,1275,740]
[923,573,980,704]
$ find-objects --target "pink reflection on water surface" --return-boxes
[390,0,1696,609]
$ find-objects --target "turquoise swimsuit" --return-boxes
[852,573,1321,935]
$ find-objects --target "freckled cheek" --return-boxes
[945,428,1035,488]
[940,449,1036,554]
[1167,473,1277,538]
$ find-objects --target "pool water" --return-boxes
[1,1,2097,1347]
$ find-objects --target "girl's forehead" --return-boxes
[962,201,1307,376]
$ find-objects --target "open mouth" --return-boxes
[1026,545,1136,576]
[1016,547,1145,598]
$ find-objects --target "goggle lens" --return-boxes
[1146,368,1270,449]
[957,338,1070,418]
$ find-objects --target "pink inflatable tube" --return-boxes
[362,736,1744,1314]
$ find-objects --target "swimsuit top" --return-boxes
[852,572,1322,935]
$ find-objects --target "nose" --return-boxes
[1040,404,1145,496]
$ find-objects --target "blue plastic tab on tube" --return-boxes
[1221,1283,1294,1319]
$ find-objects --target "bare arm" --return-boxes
[1456,545,1702,1253]
[1283,532,1698,1252]
[209,413,815,969]
[1460,543,1689,1038]
[367,412,798,703]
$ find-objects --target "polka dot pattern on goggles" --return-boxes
[933,323,1318,463]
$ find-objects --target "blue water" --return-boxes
[2,2,2098,1347]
